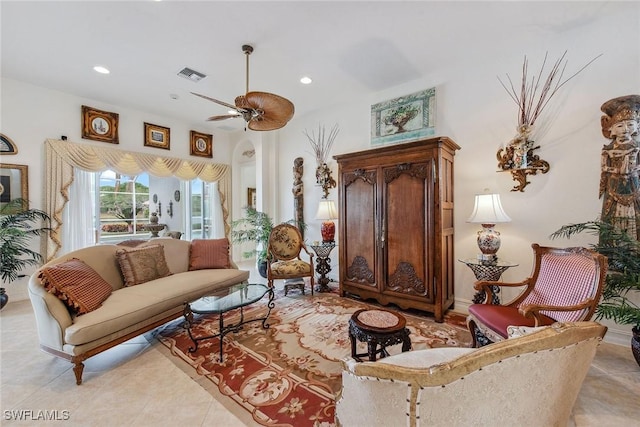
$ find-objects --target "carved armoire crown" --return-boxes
[334,137,459,322]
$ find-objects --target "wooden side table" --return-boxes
[349,309,411,361]
[309,242,336,293]
[459,258,518,304]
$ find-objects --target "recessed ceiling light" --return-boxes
[300,76,312,85]
[93,65,110,74]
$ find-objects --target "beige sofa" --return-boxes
[28,238,249,385]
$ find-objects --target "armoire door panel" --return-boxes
[382,163,432,299]
[343,171,377,288]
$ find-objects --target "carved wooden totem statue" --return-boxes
[599,94,640,240]
[292,157,304,237]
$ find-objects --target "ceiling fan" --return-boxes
[191,44,295,131]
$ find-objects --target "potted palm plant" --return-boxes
[551,219,640,366]
[0,198,51,310]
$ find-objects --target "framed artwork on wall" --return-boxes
[144,123,171,150]
[247,188,256,209]
[82,105,119,144]
[370,87,436,146]
[0,163,28,211]
[0,134,18,155]
[190,130,213,158]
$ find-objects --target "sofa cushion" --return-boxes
[39,258,112,315]
[64,268,250,345]
[116,244,172,287]
[189,238,231,270]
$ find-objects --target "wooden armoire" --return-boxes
[333,137,460,322]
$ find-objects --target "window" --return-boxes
[93,170,223,244]
[97,171,150,243]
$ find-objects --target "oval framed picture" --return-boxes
[189,130,213,158]
[174,190,180,202]
[81,105,119,144]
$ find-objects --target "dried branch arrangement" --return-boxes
[304,123,340,165]
[498,51,602,128]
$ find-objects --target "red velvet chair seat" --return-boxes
[468,304,555,339]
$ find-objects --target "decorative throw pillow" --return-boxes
[189,238,231,270]
[39,258,113,315]
[115,244,172,287]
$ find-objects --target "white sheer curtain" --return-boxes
[61,168,96,254]
[209,181,225,238]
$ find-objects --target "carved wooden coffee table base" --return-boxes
[348,308,411,361]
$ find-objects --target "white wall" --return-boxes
[1,78,236,300]
[266,2,639,343]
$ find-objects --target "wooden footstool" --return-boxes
[348,308,412,361]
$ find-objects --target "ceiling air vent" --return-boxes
[177,67,207,82]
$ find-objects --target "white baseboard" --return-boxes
[452,297,631,346]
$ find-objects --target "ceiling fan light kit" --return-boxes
[192,44,294,131]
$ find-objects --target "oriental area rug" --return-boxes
[152,289,471,427]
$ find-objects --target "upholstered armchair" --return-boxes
[467,244,607,347]
[336,321,607,427]
[266,223,315,293]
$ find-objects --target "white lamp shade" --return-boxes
[466,194,511,224]
[316,199,338,220]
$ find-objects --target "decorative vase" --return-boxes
[257,260,268,279]
[150,212,159,224]
[632,326,640,367]
[476,224,501,261]
[0,288,8,310]
[510,124,533,169]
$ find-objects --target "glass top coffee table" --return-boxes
[182,283,274,361]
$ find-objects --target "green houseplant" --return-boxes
[551,219,640,366]
[231,207,306,278]
[231,207,274,277]
[0,198,51,309]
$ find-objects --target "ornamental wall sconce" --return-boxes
[316,163,336,199]
[305,123,340,198]
[496,129,550,192]
[157,201,162,217]
[167,200,174,218]
[496,51,599,192]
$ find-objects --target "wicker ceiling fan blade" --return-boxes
[206,114,241,121]
[247,116,288,131]
[245,91,295,124]
[191,92,248,112]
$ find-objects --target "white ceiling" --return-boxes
[1,1,609,132]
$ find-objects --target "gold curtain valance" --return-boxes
[44,139,231,260]
[45,138,229,180]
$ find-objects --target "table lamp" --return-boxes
[316,199,338,243]
[466,193,511,261]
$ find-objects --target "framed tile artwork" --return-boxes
[82,105,119,144]
[0,163,28,211]
[190,130,213,158]
[370,87,436,146]
[144,123,171,150]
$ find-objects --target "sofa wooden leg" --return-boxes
[73,362,84,385]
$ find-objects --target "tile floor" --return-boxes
[2,289,639,426]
